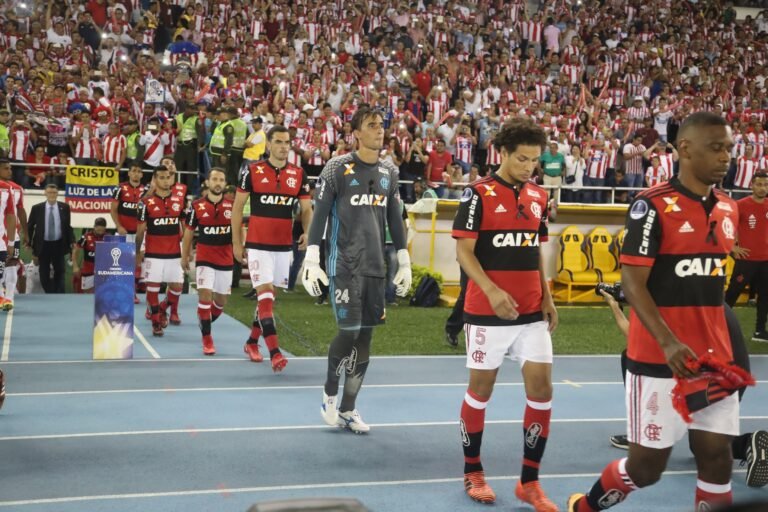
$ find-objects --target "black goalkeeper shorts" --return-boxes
[330,273,385,330]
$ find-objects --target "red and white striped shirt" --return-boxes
[140,131,170,167]
[521,21,542,42]
[735,156,761,189]
[102,134,127,164]
[585,147,610,179]
[72,122,99,159]
[8,128,30,161]
[486,144,501,166]
[455,135,473,163]
[645,165,669,188]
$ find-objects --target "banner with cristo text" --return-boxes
[93,238,135,360]
[65,165,120,213]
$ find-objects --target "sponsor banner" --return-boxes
[93,240,135,360]
[65,165,120,213]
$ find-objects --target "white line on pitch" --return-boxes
[3,354,768,365]
[0,468,747,508]
[1,308,13,361]
[3,416,767,442]
[133,326,160,359]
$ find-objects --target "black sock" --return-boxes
[324,330,358,396]
[732,433,752,460]
[339,328,372,412]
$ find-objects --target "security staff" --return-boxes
[174,101,206,190]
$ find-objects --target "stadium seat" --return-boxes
[586,227,621,284]
[555,226,599,302]
[612,228,626,262]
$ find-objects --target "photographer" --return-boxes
[597,283,767,488]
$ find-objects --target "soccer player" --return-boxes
[567,112,741,511]
[725,172,768,342]
[111,162,146,303]
[231,125,312,371]
[72,217,107,294]
[0,158,26,311]
[182,168,233,355]
[302,106,411,434]
[600,290,768,488]
[451,118,558,509]
[135,165,186,337]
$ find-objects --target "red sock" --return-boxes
[198,300,212,336]
[257,291,279,354]
[581,458,636,511]
[167,288,181,314]
[460,389,488,474]
[521,397,552,483]
[695,479,732,511]
[146,284,161,324]
[211,302,224,322]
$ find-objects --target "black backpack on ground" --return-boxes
[409,276,440,307]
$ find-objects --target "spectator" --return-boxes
[540,141,566,190]
[25,145,51,188]
[426,139,453,198]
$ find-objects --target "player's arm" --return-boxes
[181,206,196,271]
[298,197,312,249]
[110,187,126,234]
[387,172,411,296]
[71,237,83,274]
[4,211,15,263]
[135,202,147,266]
[599,289,629,338]
[453,188,518,320]
[537,205,557,332]
[303,164,337,296]
[620,198,697,378]
[231,190,248,264]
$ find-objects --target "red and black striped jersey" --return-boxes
[238,159,310,251]
[112,182,146,234]
[186,196,234,270]
[76,230,105,275]
[452,176,549,326]
[735,196,768,261]
[620,177,739,377]
[137,194,185,259]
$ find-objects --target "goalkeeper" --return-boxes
[600,289,767,488]
[302,106,411,434]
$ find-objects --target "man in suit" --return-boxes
[28,184,74,293]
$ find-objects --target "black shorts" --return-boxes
[330,273,385,330]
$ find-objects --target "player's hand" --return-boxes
[117,226,127,235]
[181,256,190,272]
[302,244,328,297]
[542,296,558,332]
[661,339,698,379]
[297,233,308,250]
[732,245,750,259]
[486,286,519,321]
[393,249,412,297]
[599,289,619,308]
[233,244,244,265]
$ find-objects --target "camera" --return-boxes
[595,282,624,302]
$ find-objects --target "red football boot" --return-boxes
[271,352,288,373]
[202,335,216,356]
[243,342,264,362]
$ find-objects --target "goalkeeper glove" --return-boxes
[302,245,329,297]
[392,249,412,297]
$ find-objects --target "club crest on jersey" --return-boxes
[483,184,497,196]
[530,202,542,219]
[286,177,297,188]
[380,177,390,189]
[663,196,681,213]
[171,202,181,212]
[223,209,232,219]
[493,232,539,247]
[721,216,735,239]
[675,257,726,277]
[350,194,387,206]
[260,195,295,206]
[343,163,355,175]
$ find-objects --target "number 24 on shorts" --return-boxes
[335,288,350,304]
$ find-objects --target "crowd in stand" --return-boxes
[0,0,768,202]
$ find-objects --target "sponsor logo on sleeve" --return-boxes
[630,199,649,220]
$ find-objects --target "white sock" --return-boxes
[4,266,17,302]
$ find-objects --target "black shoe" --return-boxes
[315,296,326,306]
[746,430,768,488]
[445,330,459,347]
[609,434,629,450]
[242,289,257,299]
[751,331,768,343]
